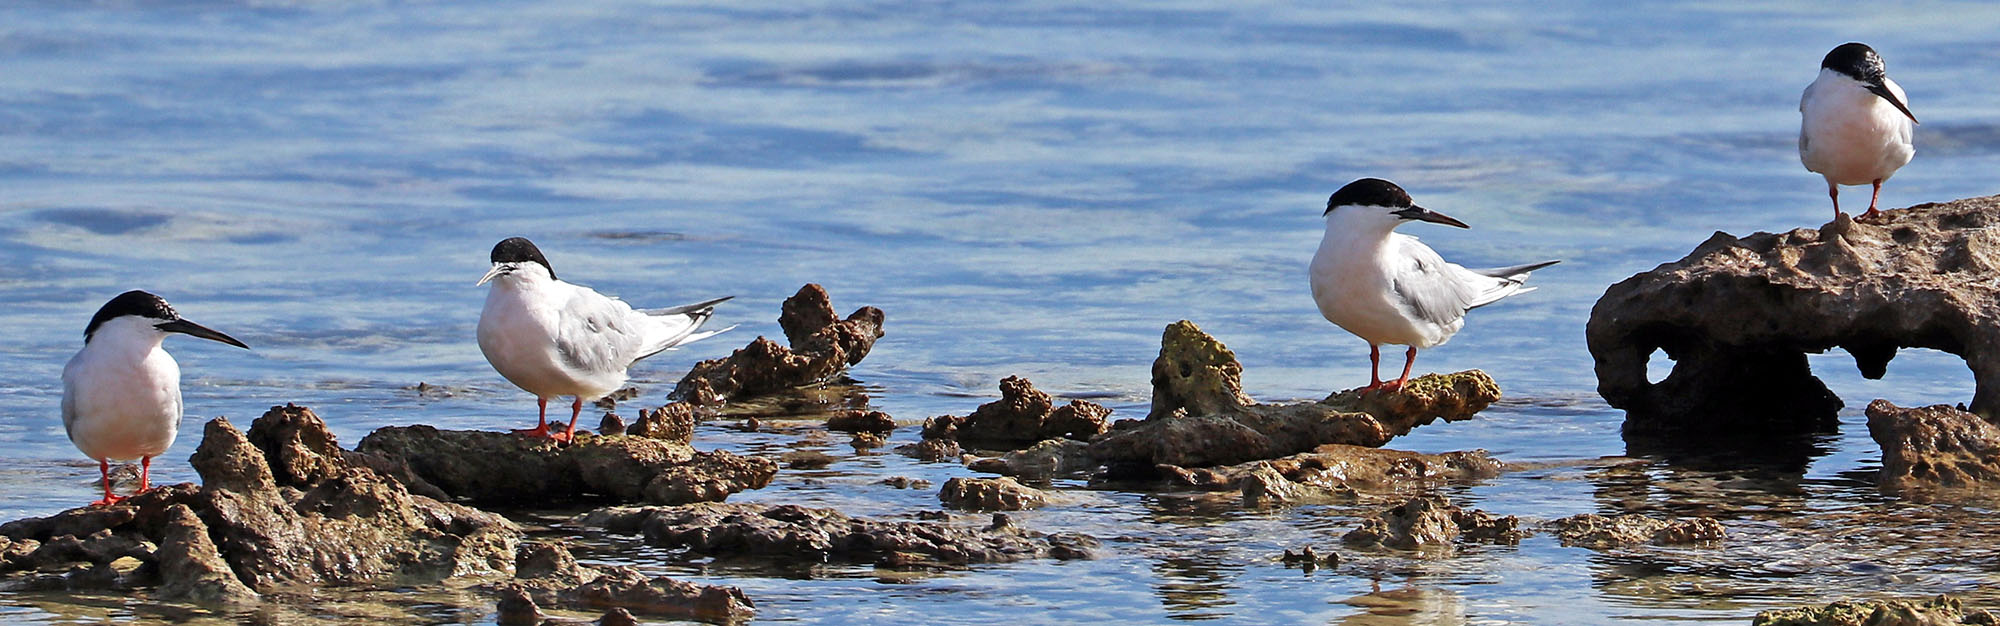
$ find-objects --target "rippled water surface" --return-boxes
[5,2,2000,624]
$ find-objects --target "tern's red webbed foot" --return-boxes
[511,423,575,444]
[90,494,126,507]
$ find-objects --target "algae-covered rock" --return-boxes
[1342,494,1522,551]
[938,476,1049,511]
[577,503,1096,566]
[1588,195,2000,444]
[1090,321,1497,468]
[1866,400,2000,493]
[1550,513,1725,548]
[1751,594,1994,625]
[671,284,885,405]
[355,425,776,506]
[923,376,1110,449]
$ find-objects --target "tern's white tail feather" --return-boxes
[634,297,733,361]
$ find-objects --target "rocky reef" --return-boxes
[1089,321,1499,469]
[355,425,776,506]
[671,283,885,405]
[1588,195,2000,444]
[1866,400,2000,494]
[1752,594,1996,626]
[577,503,1096,567]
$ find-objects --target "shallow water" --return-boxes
[4,1,2000,624]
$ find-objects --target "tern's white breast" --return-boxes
[1800,72,1915,186]
[61,333,182,462]
[1310,230,1455,348]
[478,282,627,400]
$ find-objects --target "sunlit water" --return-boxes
[4,2,2000,624]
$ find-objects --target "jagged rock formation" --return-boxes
[577,503,1096,567]
[1866,400,2000,493]
[1548,513,1725,548]
[355,426,776,506]
[1341,494,1523,551]
[1089,321,1499,468]
[938,477,1049,511]
[1752,594,1995,626]
[1589,196,2000,443]
[921,376,1111,450]
[671,284,885,405]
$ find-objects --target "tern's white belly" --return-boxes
[63,349,181,462]
[478,290,624,400]
[1801,83,1914,186]
[1310,247,1454,348]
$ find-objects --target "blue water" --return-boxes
[4,2,2000,623]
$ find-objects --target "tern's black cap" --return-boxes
[491,237,556,280]
[1325,178,1415,215]
[1822,42,1887,83]
[84,290,177,340]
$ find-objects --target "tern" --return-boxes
[1800,42,1917,222]
[476,237,733,444]
[62,290,248,506]
[1309,178,1557,392]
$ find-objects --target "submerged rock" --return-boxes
[1751,594,1995,626]
[355,425,776,506]
[671,284,885,405]
[922,376,1111,449]
[1866,400,2000,493]
[1091,321,1498,468]
[1588,195,2000,444]
[1549,513,1725,548]
[1342,494,1523,551]
[577,503,1096,566]
[0,405,520,601]
[938,477,1049,511]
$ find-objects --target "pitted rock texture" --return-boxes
[826,409,896,434]
[967,438,1096,478]
[356,426,776,506]
[0,405,520,602]
[1090,321,1498,468]
[1549,514,1725,548]
[628,402,699,443]
[503,541,755,624]
[923,376,1111,449]
[578,503,1096,566]
[938,477,1049,511]
[1588,196,2000,443]
[671,283,885,405]
[1752,594,1996,626]
[1866,400,2000,492]
[1342,494,1523,550]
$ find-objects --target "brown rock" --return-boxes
[598,413,628,437]
[561,566,755,624]
[671,284,885,405]
[1751,594,1991,626]
[938,477,1049,511]
[1588,196,2000,445]
[923,377,1110,450]
[826,409,896,433]
[577,503,1097,566]
[153,504,256,605]
[1867,400,2000,492]
[598,607,642,626]
[1550,513,1725,548]
[355,425,775,506]
[1343,494,1522,550]
[629,402,698,443]
[494,587,542,626]
[968,438,1095,478]
[903,438,962,462]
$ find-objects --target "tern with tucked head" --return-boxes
[62,290,248,506]
[1800,42,1917,222]
[476,237,733,444]
[1309,178,1557,392]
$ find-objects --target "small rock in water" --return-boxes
[878,476,932,490]
[827,409,896,433]
[1280,546,1339,572]
[597,607,641,626]
[594,387,641,410]
[670,284,885,405]
[1343,494,1523,552]
[939,476,1049,511]
[494,587,541,626]
[598,413,627,437]
[1550,513,1724,548]
[1751,594,1992,626]
[922,377,1112,450]
[850,431,889,449]
[781,450,836,470]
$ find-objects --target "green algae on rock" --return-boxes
[1751,594,1997,626]
[1089,321,1499,468]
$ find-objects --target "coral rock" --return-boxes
[1550,514,1724,548]
[1866,400,2000,492]
[671,284,885,405]
[1343,494,1522,550]
[924,377,1111,449]
[938,477,1049,511]
[577,503,1096,566]
[968,438,1095,478]
[826,409,896,434]
[628,402,698,443]
[1752,594,1993,626]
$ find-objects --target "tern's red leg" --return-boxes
[1828,183,1842,221]
[1379,346,1419,391]
[1859,179,1886,221]
[513,397,558,440]
[136,456,152,496]
[550,397,583,445]
[90,459,124,507]
[1358,344,1385,392]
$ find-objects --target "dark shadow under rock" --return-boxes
[1588,195,2000,449]
[355,426,776,506]
[0,405,520,602]
[1548,513,1724,549]
[1342,494,1523,552]
[577,503,1096,566]
[922,376,1110,450]
[1752,594,1995,626]
[1090,321,1498,468]
[1866,399,2000,494]
[670,284,884,406]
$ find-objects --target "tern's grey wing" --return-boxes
[60,369,78,437]
[552,287,650,374]
[1389,237,1480,328]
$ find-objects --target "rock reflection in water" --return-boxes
[1338,583,1467,625]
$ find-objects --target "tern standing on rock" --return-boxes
[1800,42,1917,221]
[1309,178,1557,392]
[62,290,248,506]
[476,237,734,444]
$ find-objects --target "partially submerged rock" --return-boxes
[1342,494,1522,551]
[671,284,885,405]
[355,425,776,506]
[938,477,1049,511]
[577,503,1096,566]
[922,376,1110,449]
[967,438,1095,479]
[826,409,896,434]
[1,405,520,601]
[628,402,699,443]
[1588,196,2000,444]
[1091,321,1498,468]
[504,541,755,624]
[1866,400,2000,493]
[1752,594,1995,626]
[1549,513,1725,549]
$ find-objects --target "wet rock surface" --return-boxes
[1752,594,1996,626]
[578,502,1097,566]
[355,425,776,506]
[503,541,755,624]
[1866,400,2000,493]
[0,405,520,600]
[826,409,896,433]
[1091,321,1498,468]
[1588,196,2000,444]
[1342,494,1523,550]
[671,283,886,405]
[938,476,1049,510]
[967,438,1096,478]
[1550,513,1725,548]
[922,376,1111,449]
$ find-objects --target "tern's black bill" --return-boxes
[156,319,250,349]
[1394,205,1470,229]
[1865,83,1919,124]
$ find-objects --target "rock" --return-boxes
[1752,594,1995,626]
[561,565,755,624]
[494,587,543,626]
[901,438,962,462]
[515,541,583,582]
[1588,196,2000,445]
[826,409,896,433]
[879,477,932,489]
[781,450,836,470]
[967,438,1095,478]
[598,607,642,626]
[1866,400,2000,492]
[1090,321,1498,468]
[577,503,1097,566]
[355,425,775,506]
[849,431,889,449]
[598,413,627,437]
[1342,494,1522,550]
[629,402,698,443]
[671,284,885,405]
[1279,546,1339,572]
[153,503,256,605]
[1550,513,1725,548]
[923,377,1111,449]
[938,477,1049,511]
